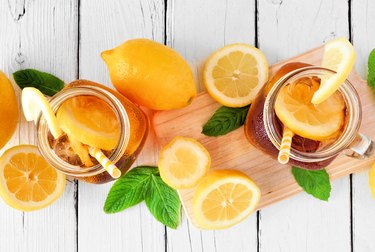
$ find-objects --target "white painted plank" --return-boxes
[0,0,77,251]
[258,1,351,251]
[166,0,258,251]
[78,1,166,251]
[351,0,375,251]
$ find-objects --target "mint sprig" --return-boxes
[292,166,331,201]
[368,49,375,90]
[13,69,64,96]
[202,105,250,136]
[104,166,181,229]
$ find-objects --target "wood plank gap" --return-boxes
[74,180,79,252]
[348,0,353,42]
[77,0,81,79]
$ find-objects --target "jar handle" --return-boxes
[344,133,375,159]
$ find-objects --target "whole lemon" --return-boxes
[101,39,196,110]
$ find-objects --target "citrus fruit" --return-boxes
[22,87,62,139]
[192,169,260,230]
[0,145,66,211]
[311,37,356,104]
[0,71,19,150]
[369,162,375,199]
[101,39,197,110]
[56,95,120,150]
[203,44,269,107]
[158,136,211,189]
[275,77,345,140]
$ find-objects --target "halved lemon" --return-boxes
[158,136,211,189]
[311,37,356,104]
[22,87,62,139]
[275,78,345,140]
[368,162,375,199]
[192,169,260,230]
[0,145,66,211]
[56,96,120,150]
[204,44,269,107]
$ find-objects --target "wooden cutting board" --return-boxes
[152,46,375,228]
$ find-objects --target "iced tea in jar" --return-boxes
[245,62,374,169]
[36,80,148,183]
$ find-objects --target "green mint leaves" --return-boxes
[104,166,181,229]
[292,166,331,201]
[202,105,250,136]
[368,49,375,90]
[13,69,64,96]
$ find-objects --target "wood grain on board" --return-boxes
[153,46,375,228]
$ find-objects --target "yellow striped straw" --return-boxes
[89,147,121,179]
[278,127,295,164]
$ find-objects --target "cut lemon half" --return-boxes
[0,145,66,211]
[204,44,269,107]
[158,136,211,189]
[311,37,356,104]
[369,162,375,199]
[192,169,260,230]
[22,87,62,139]
[275,78,345,140]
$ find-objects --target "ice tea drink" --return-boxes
[245,62,364,169]
[37,80,148,183]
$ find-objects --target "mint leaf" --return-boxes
[104,166,157,213]
[368,49,375,90]
[13,69,64,96]
[292,166,331,201]
[202,105,250,136]
[145,173,181,229]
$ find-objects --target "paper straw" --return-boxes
[278,127,295,164]
[89,147,121,179]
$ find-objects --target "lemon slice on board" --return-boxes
[0,145,66,211]
[204,44,269,107]
[275,78,345,140]
[158,136,211,189]
[192,169,260,230]
[22,87,62,139]
[311,37,356,104]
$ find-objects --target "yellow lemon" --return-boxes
[0,71,19,150]
[369,162,375,199]
[0,145,66,211]
[102,39,197,110]
[193,169,261,230]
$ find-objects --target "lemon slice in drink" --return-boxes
[158,136,211,189]
[22,87,62,139]
[275,77,345,140]
[204,44,269,107]
[192,169,260,230]
[311,37,356,104]
[0,145,66,211]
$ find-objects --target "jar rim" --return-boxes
[263,66,361,163]
[36,84,130,177]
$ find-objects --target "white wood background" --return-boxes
[0,0,374,251]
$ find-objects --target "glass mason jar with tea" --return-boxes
[245,62,374,169]
[37,80,148,184]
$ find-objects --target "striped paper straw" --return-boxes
[278,127,295,164]
[89,147,121,179]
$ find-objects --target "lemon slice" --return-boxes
[158,136,211,189]
[22,87,62,139]
[275,77,345,140]
[192,169,260,230]
[204,44,269,107]
[0,145,66,211]
[311,37,356,104]
[369,162,375,199]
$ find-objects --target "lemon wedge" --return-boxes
[204,44,269,107]
[311,37,356,104]
[369,162,375,199]
[0,145,66,211]
[22,87,62,139]
[192,169,260,230]
[158,136,211,189]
